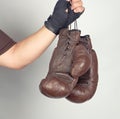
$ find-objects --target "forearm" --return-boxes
[0,26,56,69]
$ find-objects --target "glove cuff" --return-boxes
[44,20,59,35]
[45,15,68,35]
[44,15,60,35]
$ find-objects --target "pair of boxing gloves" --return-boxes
[39,0,98,103]
[39,28,98,103]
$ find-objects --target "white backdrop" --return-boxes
[0,0,120,119]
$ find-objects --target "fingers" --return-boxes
[67,0,85,13]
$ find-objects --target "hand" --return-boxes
[44,0,84,35]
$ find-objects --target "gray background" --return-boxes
[0,0,120,119]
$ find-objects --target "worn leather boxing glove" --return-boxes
[66,35,98,103]
[71,41,91,79]
[45,0,82,35]
[39,28,91,98]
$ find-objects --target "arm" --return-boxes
[0,26,56,69]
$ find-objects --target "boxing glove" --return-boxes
[66,35,98,103]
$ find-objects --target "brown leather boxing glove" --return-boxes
[39,28,91,98]
[66,35,98,103]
